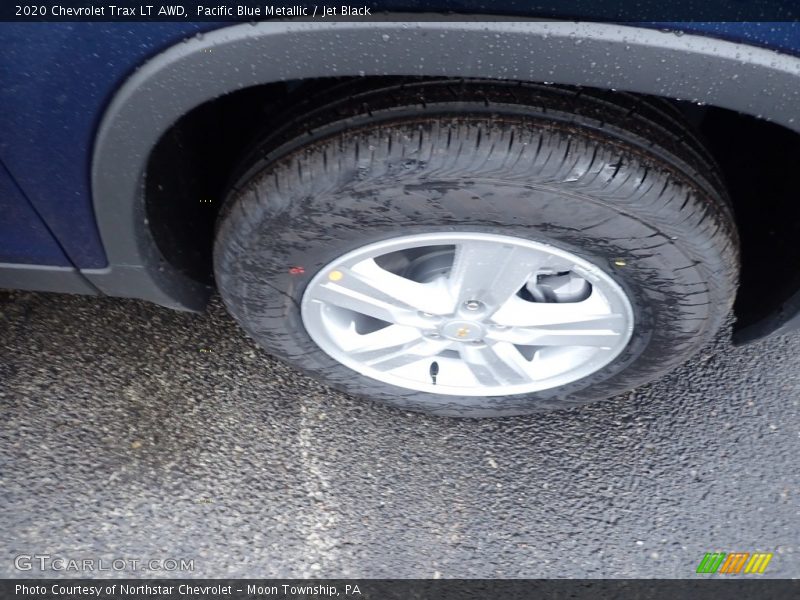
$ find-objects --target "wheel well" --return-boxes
[144,77,800,336]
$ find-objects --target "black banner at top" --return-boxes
[2,0,800,22]
[3,579,800,600]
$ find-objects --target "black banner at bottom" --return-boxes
[3,579,799,600]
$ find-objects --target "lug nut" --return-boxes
[464,300,483,311]
[419,311,436,318]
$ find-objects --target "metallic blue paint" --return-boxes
[0,159,70,265]
[0,22,213,269]
[0,20,799,269]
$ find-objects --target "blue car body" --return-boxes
[2,18,800,339]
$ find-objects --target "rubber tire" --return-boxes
[214,80,739,417]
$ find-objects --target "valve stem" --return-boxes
[429,361,439,385]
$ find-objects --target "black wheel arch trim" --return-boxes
[88,19,800,339]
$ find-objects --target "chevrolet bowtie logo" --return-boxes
[456,327,470,338]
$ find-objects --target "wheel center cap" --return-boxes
[440,320,486,342]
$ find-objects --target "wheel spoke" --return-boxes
[491,293,618,328]
[448,241,556,311]
[486,316,625,347]
[313,259,450,326]
[459,342,534,386]
[356,336,453,372]
[338,324,421,354]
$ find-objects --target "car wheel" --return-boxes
[213,80,738,417]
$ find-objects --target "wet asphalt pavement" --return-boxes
[1,289,798,579]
